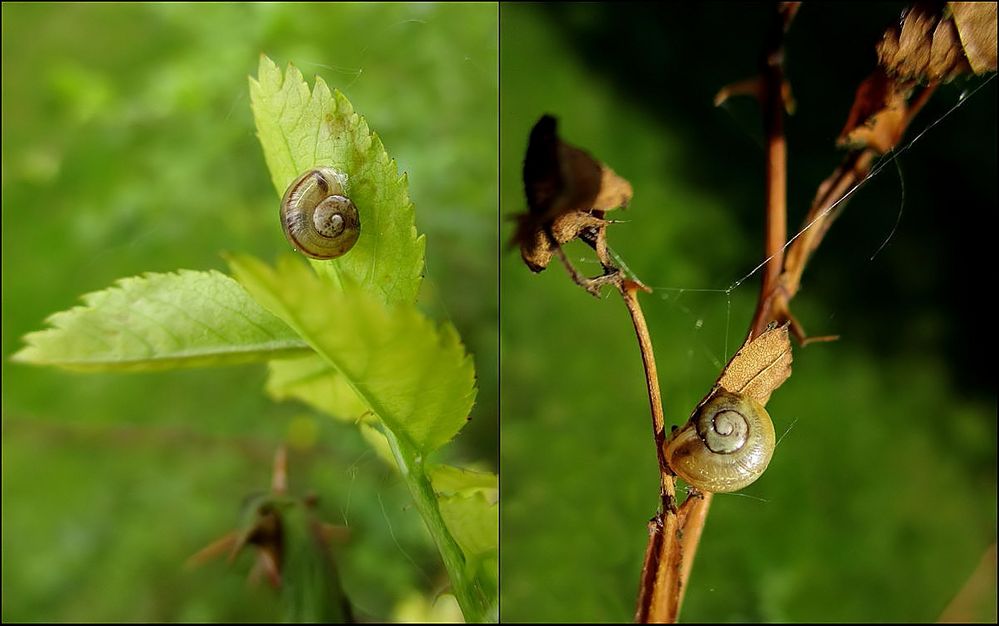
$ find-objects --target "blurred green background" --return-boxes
[500,2,996,623]
[2,3,496,622]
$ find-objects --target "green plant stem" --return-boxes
[384,429,491,622]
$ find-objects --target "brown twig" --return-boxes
[750,2,795,340]
[635,509,681,623]
[619,278,682,623]
[620,280,670,488]
[675,491,709,602]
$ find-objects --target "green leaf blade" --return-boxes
[266,354,371,423]
[250,55,425,306]
[439,491,498,578]
[12,270,310,371]
[229,254,475,455]
[430,465,498,614]
[429,464,499,498]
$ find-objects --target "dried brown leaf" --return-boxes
[516,209,606,272]
[714,322,793,405]
[877,2,993,82]
[837,69,910,154]
[514,115,633,273]
[897,3,938,77]
[950,2,998,73]
[929,14,966,79]
[879,23,902,71]
[592,163,633,213]
[522,115,632,220]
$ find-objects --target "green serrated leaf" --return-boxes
[249,55,425,306]
[229,254,475,455]
[430,465,499,499]
[12,270,310,371]
[267,354,371,422]
[438,490,498,597]
[439,491,498,561]
[267,355,399,468]
[431,464,498,567]
[432,464,499,590]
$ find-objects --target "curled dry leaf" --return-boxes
[877,2,997,83]
[514,114,633,272]
[515,210,609,273]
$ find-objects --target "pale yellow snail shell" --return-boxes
[663,390,776,493]
[280,167,361,260]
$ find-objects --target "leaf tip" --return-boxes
[313,74,332,99]
[256,54,279,78]
[333,89,355,116]
[282,62,306,89]
[9,346,33,365]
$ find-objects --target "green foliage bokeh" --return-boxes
[2,3,497,622]
[499,3,996,622]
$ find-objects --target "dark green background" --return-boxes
[2,3,497,622]
[500,2,996,622]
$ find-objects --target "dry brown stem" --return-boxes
[619,278,681,623]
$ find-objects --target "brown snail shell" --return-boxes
[280,167,360,260]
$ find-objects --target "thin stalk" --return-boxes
[620,280,684,623]
[750,8,791,339]
[620,280,671,493]
[385,429,491,622]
